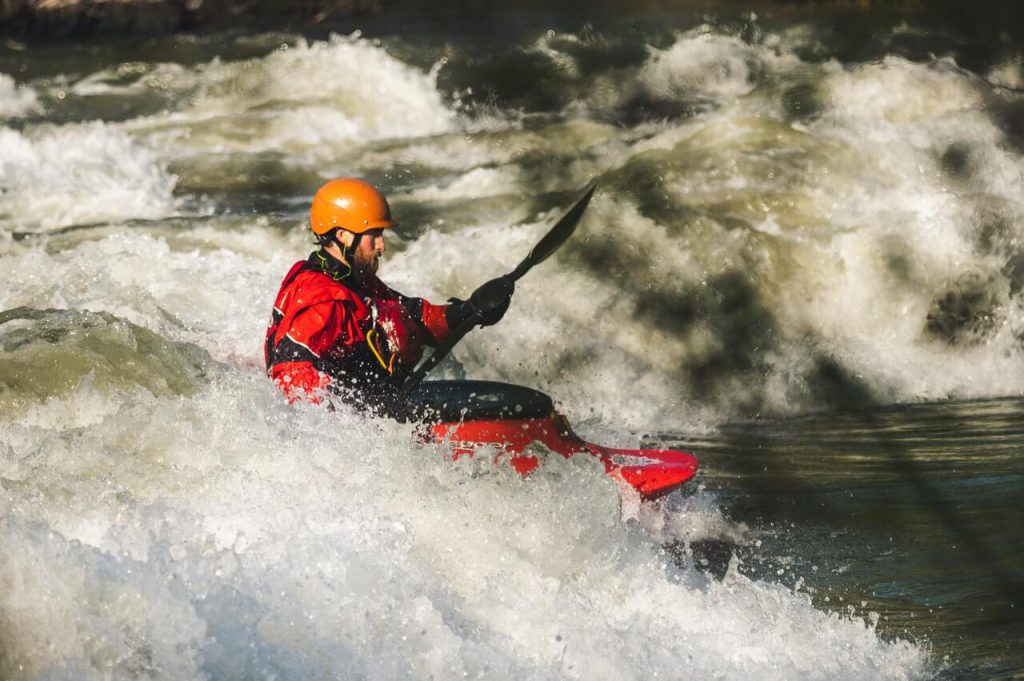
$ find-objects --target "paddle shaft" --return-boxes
[400,182,596,393]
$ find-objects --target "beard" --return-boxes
[352,249,380,277]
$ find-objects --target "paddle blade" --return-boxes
[509,182,596,281]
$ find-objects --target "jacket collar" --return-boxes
[309,248,352,282]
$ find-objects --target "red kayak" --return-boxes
[407,380,698,499]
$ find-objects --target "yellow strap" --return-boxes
[365,329,395,375]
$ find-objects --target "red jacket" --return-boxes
[264,249,450,406]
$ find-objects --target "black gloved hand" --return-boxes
[470,275,514,326]
[446,275,514,329]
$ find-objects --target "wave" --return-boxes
[400,29,1024,422]
[7,25,1024,422]
[124,33,460,161]
[0,307,211,411]
[0,233,288,366]
[0,122,178,233]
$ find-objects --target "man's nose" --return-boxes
[375,235,386,253]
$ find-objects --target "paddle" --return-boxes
[400,181,597,393]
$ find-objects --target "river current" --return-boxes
[1,7,1022,679]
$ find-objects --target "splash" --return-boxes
[640,29,801,106]
[0,362,931,680]
[0,73,39,119]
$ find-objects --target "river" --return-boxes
[1,5,1022,679]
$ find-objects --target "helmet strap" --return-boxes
[316,228,338,248]
[345,231,364,263]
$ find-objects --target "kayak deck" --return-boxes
[408,380,699,499]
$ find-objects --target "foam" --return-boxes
[406,166,521,202]
[0,122,178,233]
[543,46,1024,418]
[355,117,615,182]
[780,56,1024,405]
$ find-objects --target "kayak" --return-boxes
[397,184,697,498]
[406,380,699,499]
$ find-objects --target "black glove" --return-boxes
[446,275,514,328]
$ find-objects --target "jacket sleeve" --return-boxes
[375,279,451,346]
[270,361,330,404]
[269,300,354,402]
[419,300,451,345]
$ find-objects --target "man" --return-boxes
[264,178,513,414]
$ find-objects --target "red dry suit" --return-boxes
[264,249,451,409]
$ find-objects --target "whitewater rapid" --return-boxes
[1,355,932,679]
[4,19,1022,678]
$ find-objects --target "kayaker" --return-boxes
[264,178,513,414]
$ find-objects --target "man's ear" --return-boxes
[336,230,354,248]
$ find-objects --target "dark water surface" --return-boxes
[656,398,1024,678]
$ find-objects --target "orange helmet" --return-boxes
[309,178,397,236]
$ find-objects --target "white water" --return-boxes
[5,22,1022,678]
[0,363,928,680]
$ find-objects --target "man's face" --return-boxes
[348,229,385,277]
